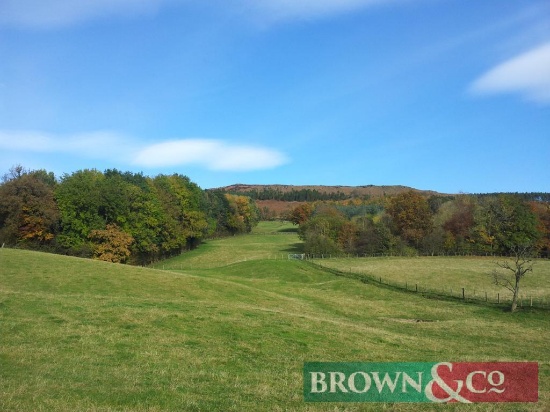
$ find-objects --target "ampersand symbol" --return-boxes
[425,362,472,403]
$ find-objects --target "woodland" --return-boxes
[0,166,257,264]
[287,191,549,258]
[1,165,548,263]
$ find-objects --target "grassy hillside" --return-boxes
[151,221,301,270]
[1,223,549,411]
[317,256,550,304]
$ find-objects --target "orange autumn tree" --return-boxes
[386,190,433,247]
[530,201,550,258]
[288,203,314,225]
[0,166,59,247]
[88,224,134,263]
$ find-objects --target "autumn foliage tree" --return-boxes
[386,191,433,247]
[88,224,134,263]
[288,203,314,225]
[442,196,476,253]
[225,194,258,234]
[0,166,59,248]
[2,165,548,263]
[530,201,550,257]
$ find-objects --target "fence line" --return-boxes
[250,231,298,236]
[300,252,548,259]
[157,253,550,310]
[307,261,550,310]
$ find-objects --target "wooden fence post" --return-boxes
[462,288,465,300]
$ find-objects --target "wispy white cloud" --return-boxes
[133,139,289,171]
[0,0,174,29]
[469,41,550,104]
[0,0,406,29]
[0,131,289,172]
[0,130,132,159]
[240,0,402,23]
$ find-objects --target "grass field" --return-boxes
[1,221,549,411]
[316,256,550,305]
[151,221,302,270]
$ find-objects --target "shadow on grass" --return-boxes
[277,227,298,233]
[283,243,304,253]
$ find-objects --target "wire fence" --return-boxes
[306,261,550,310]
[156,251,550,310]
[297,252,549,259]
[250,231,298,236]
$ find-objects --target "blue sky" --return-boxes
[1,0,549,193]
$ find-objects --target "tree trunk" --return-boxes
[511,278,520,312]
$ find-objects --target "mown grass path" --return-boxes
[1,222,549,411]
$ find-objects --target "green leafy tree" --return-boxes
[55,169,106,254]
[299,206,347,255]
[202,189,232,236]
[304,233,341,256]
[152,174,208,256]
[102,171,163,264]
[225,194,259,234]
[182,210,209,249]
[420,227,446,256]
[355,218,390,255]
[474,195,540,255]
[125,182,163,263]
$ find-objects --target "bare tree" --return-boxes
[491,245,534,312]
[1,164,28,183]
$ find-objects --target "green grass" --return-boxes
[150,220,302,270]
[1,222,549,411]
[316,256,550,303]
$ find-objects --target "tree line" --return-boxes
[3,164,547,263]
[474,192,550,202]
[232,186,549,203]
[229,187,349,202]
[0,165,258,264]
[288,191,550,258]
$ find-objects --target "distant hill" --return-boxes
[212,184,550,217]
[213,184,550,201]
[215,184,444,200]
[212,184,447,216]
